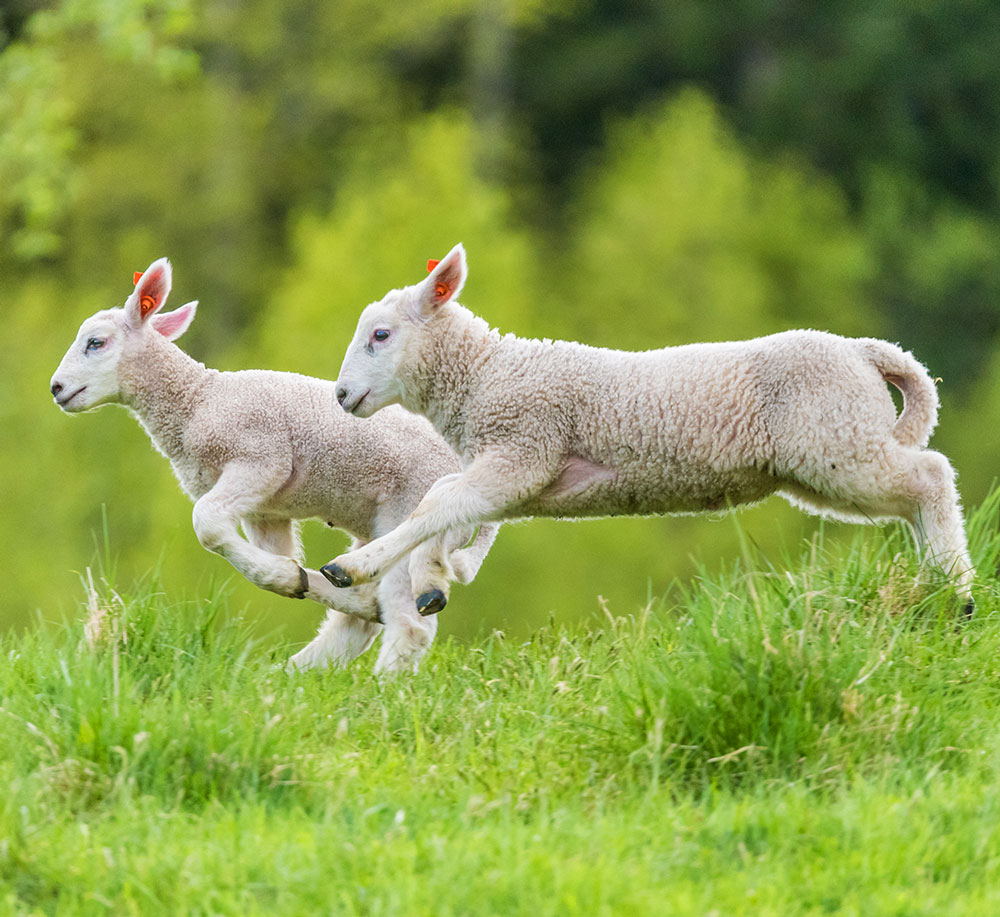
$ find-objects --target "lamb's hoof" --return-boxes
[292,565,310,600]
[320,563,352,588]
[416,589,447,617]
[963,598,975,620]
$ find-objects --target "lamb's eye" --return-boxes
[85,337,106,352]
[373,329,390,343]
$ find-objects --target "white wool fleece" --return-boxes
[50,257,498,675]
[327,243,974,609]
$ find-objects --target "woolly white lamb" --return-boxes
[50,258,498,674]
[322,243,975,617]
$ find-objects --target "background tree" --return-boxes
[3,0,998,639]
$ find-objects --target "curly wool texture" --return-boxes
[122,331,457,537]
[50,258,497,674]
[409,311,935,522]
[330,244,972,599]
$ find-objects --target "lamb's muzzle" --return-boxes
[340,389,369,415]
[51,381,88,409]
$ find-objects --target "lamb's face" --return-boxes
[335,243,468,419]
[50,258,197,414]
[50,309,132,413]
[335,291,415,418]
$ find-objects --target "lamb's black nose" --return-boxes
[335,386,348,406]
[51,382,63,397]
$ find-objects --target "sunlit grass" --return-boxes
[3,492,1000,914]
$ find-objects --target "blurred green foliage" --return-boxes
[562,90,877,348]
[2,0,998,642]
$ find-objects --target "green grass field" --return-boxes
[4,496,1000,915]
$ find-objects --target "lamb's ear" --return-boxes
[416,243,467,318]
[152,301,197,341]
[126,258,172,327]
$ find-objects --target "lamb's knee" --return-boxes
[192,503,230,553]
[396,616,434,649]
[912,451,956,496]
[901,452,962,527]
[445,524,492,583]
[375,616,436,674]
[409,537,453,582]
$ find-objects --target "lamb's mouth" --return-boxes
[343,390,370,414]
[56,385,86,408]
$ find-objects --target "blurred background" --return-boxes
[2,0,999,644]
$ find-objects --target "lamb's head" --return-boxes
[50,258,198,413]
[335,243,467,417]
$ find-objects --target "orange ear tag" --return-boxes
[134,271,157,315]
[434,282,449,298]
[426,259,440,272]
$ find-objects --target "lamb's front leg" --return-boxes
[372,561,438,674]
[320,451,549,593]
[403,521,498,617]
[194,464,379,620]
[245,521,383,624]
[409,474,501,603]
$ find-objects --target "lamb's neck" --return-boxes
[409,306,499,452]
[121,336,215,460]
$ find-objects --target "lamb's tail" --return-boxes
[448,522,501,585]
[859,338,939,448]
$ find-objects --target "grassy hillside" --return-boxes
[3,495,1000,915]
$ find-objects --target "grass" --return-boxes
[3,494,1000,914]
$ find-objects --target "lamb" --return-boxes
[321,243,975,617]
[49,257,498,674]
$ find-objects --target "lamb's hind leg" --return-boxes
[781,446,974,612]
[903,450,975,611]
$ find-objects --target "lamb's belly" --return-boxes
[523,462,777,519]
[266,490,376,539]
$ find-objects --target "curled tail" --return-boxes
[859,339,939,448]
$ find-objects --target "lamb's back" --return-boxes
[474,329,896,516]
[186,369,460,535]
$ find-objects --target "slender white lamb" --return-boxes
[322,243,975,616]
[50,257,498,673]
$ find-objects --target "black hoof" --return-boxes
[963,598,975,620]
[416,589,447,616]
[320,563,352,588]
[293,565,310,600]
